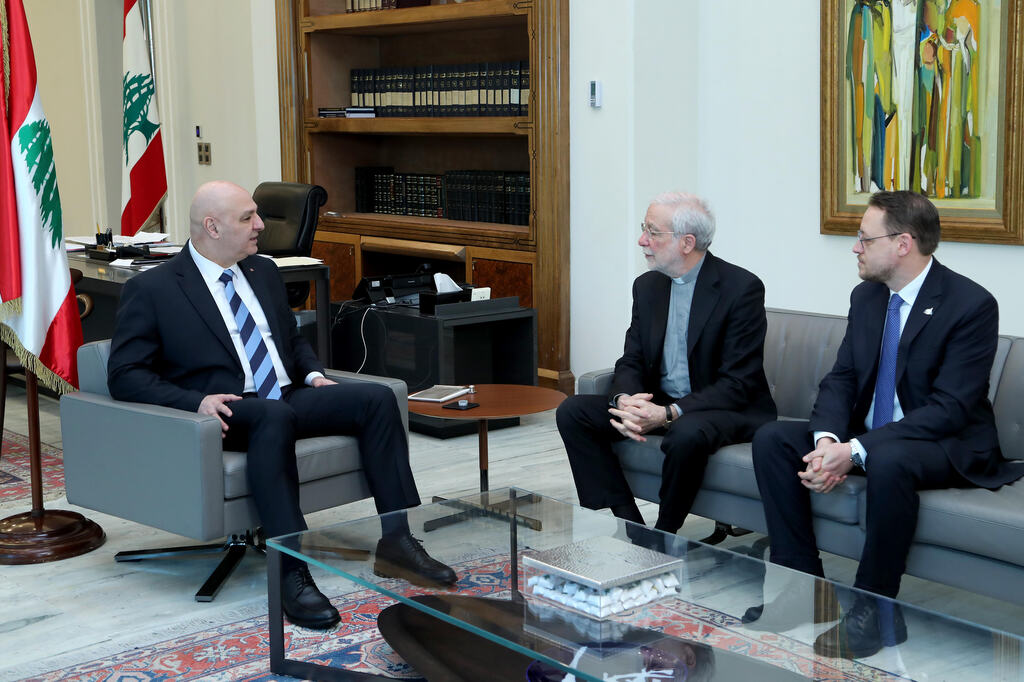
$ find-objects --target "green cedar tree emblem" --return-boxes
[17,120,64,248]
[123,72,159,163]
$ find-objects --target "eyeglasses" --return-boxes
[856,230,905,247]
[640,222,676,238]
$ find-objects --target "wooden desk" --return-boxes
[68,253,333,367]
[408,384,565,492]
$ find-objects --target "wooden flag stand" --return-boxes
[0,344,105,564]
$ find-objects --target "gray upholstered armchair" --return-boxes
[60,340,407,601]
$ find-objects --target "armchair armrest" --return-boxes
[325,370,409,432]
[577,368,614,396]
[60,391,227,540]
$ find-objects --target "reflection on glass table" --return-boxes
[266,488,1022,681]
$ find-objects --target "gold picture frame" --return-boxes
[821,0,1024,244]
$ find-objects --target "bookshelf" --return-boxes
[275,0,571,392]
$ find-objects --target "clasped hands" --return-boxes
[198,375,337,437]
[608,393,669,443]
[798,437,854,494]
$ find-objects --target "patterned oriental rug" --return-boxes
[32,555,908,682]
[0,429,65,506]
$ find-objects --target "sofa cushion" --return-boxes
[912,480,1024,566]
[222,435,361,499]
[616,437,864,525]
[702,443,864,525]
[763,309,847,420]
[994,338,1024,460]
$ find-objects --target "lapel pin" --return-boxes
[924,307,934,316]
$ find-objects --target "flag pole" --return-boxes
[0,369,104,564]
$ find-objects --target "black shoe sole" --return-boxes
[814,639,882,659]
[373,560,457,588]
[813,627,905,659]
[283,608,341,630]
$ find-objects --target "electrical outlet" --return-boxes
[197,142,211,165]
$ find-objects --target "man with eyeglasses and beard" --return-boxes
[556,192,776,543]
[749,190,1024,659]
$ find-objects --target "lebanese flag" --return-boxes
[121,0,166,237]
[0,0,83,391]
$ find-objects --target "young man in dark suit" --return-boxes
[556,192,776,535]
[108,181,455,630]
[751,190,1024,658]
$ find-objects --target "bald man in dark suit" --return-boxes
[109,181,455,630]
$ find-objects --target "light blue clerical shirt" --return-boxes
[660,255,705,400]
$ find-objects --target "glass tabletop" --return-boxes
[268,488,1022,681]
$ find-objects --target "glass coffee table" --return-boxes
[267,488,1022,681]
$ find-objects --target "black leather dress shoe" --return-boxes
[282,565,340,630]
[624,523,666,554]
[374,534,458,587]
[813,596,906,659]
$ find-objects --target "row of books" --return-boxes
[349,61,528,117]
[354,167,530,226]
[343,0,430,11]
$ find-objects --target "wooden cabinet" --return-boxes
[275,0,571,392]
[309,232,359,307]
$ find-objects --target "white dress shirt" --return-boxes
[815,257,934,468]
[189,243,322,393]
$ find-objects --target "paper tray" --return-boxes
[522,536,683,591]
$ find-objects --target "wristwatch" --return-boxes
[663,405,675,427]
[850,447,864,469]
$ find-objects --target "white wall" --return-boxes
[569,1,1024,379]
[23,0,107,237]
[151,0,282,243]
[569,0,701,376]
[568,0,635,375]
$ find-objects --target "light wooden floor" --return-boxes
[2,386,1023,680]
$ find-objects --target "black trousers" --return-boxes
[556,394,758,533]
[221,381,420,538]
[752,420,969,598]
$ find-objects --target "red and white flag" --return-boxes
[121,0,165,237]
[0,0,83,391]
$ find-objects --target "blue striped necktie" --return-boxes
[871,293,904,429]
[219,270,282,400]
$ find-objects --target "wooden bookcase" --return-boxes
[275,0,571,392]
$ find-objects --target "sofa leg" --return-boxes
[699,521,754,545]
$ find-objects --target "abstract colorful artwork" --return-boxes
[847,0,985,198]
[821,0,1024,244]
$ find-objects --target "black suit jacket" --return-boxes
[108,246,321,413]
[810,258,1022,489]
[608,252,776,425]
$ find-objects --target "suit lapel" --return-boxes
[647,275,672,362]
[858,284,890,397]
[687,253,720,354]
[173,248,240,367]
[896,259,943,379]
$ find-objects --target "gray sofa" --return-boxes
[578,308,1024,605]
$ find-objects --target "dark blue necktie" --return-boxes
[219,270,282,400]
[871,293,904,429]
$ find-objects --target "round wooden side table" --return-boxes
[408,384,565,492]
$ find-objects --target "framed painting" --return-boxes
[821,0,1024,244]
